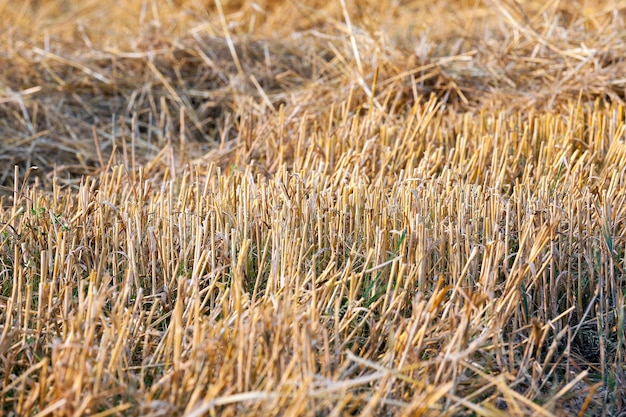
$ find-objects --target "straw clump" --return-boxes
[1,0,626,415]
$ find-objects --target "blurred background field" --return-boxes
[3,0,626,185]
[1,0,626,415]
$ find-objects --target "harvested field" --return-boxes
[1,0,626,415]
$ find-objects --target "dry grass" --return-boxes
[1,0,626,415]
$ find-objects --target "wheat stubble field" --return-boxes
[1,0,626,415]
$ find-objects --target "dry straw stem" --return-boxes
[1,0,626,415]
